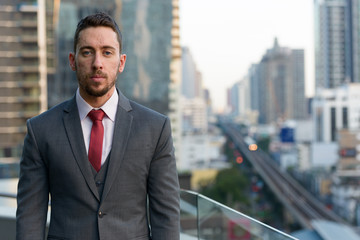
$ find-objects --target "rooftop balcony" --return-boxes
[180,190,297,240]
[0,178,297,240]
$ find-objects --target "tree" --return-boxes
[257,136,271,153]
[199,167,250,212]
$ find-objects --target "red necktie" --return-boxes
[88,109,105,172]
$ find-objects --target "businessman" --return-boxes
[16,12,180,240]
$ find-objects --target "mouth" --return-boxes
[90,75,106,82]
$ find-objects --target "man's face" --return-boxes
[69,26,126,101]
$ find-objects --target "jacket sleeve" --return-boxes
[147,117,180,240]
[16,119,49,240]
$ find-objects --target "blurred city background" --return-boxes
[1,0,360,239]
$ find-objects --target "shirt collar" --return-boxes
[76,88,118,122]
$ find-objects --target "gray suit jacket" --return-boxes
[16,91,180,240]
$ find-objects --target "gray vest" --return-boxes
[91,153,111,198]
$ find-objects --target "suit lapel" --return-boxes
[101,91,133,202]
[63,96,100,201]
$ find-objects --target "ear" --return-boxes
[118,54,127,73]
[69,52,76,71]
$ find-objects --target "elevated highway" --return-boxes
[218,121,345,229]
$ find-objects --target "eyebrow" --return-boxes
[78,45,117,51]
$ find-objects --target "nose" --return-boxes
[92,52,103,70]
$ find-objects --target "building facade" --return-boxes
[250,39,307,124]
[312,83,360,142]
[331,128,360,223]
[51,0,123,108]
[118,0,174,115]
[314,0,360,88]
[181,46,203,99]
[180,45,209,134]
[0,0,181,165]
[52,0,177,116]
[168,0,182,165]
[249,63,260,115]
[52,0,182,164]
[182,97,208,134]
[0,0,54,162]
[227,76,256,124]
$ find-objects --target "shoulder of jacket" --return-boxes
[129,100,167,120]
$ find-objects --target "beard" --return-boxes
[76,66,118,98]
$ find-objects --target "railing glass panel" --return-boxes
[180,190,298,240]
[0,180,297,240]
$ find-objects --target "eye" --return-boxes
[104,51,112,56]
[81,50,92,56]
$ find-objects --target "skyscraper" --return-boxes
[52,0,177,116]
[252,39,307,124]
[228,76,250,121]
[0,0,54,161]
[249,63,260,115]
[314,0,360,88]
[118,0,174,115]
[0,0,180,165]
[168,0,182,164]
[182,47,203,99]
[51,0,182,163]
[50,0,122,107]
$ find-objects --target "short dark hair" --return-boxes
[73,12,123,53]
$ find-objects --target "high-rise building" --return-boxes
[182,47,203,99]
[249,64,260,114]
[51,0,182,164]
[50,0,122,107]
[118,0,174,115]
[52,0,177,115]
[291,49,307,120]
[0,0,54,162]
[312,83,360,142]
[252,39,307,124]
[228,75,258,125]
[314,0,360,88]
[168,0,182,165]
[0,0,181,165]
[180,46,209,134]
[228,77,250,118]
[182,98,208,134]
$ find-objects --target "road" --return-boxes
[219,121,345,229]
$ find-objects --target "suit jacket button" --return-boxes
[98,211,103,218]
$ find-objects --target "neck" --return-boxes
[80,88,115,108]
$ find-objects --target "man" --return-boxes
[16,12,180,240]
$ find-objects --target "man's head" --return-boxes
[69,12,126,108]
[73,12,123,54]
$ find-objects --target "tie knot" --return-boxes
[88,109,105,122]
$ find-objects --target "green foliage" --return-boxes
[256,137,271,153]
[199,167,250,211]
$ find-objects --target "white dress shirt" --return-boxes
[76,88,118,166]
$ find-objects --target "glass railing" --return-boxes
[180,190,298,240]
[0,178,17,240]
[0,179,298,240]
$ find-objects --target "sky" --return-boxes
[179,0,314,112]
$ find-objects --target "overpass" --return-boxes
[218,120,346,229]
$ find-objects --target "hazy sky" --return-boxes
[179,0,314,112]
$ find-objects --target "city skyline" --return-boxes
[179,0,314,112]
